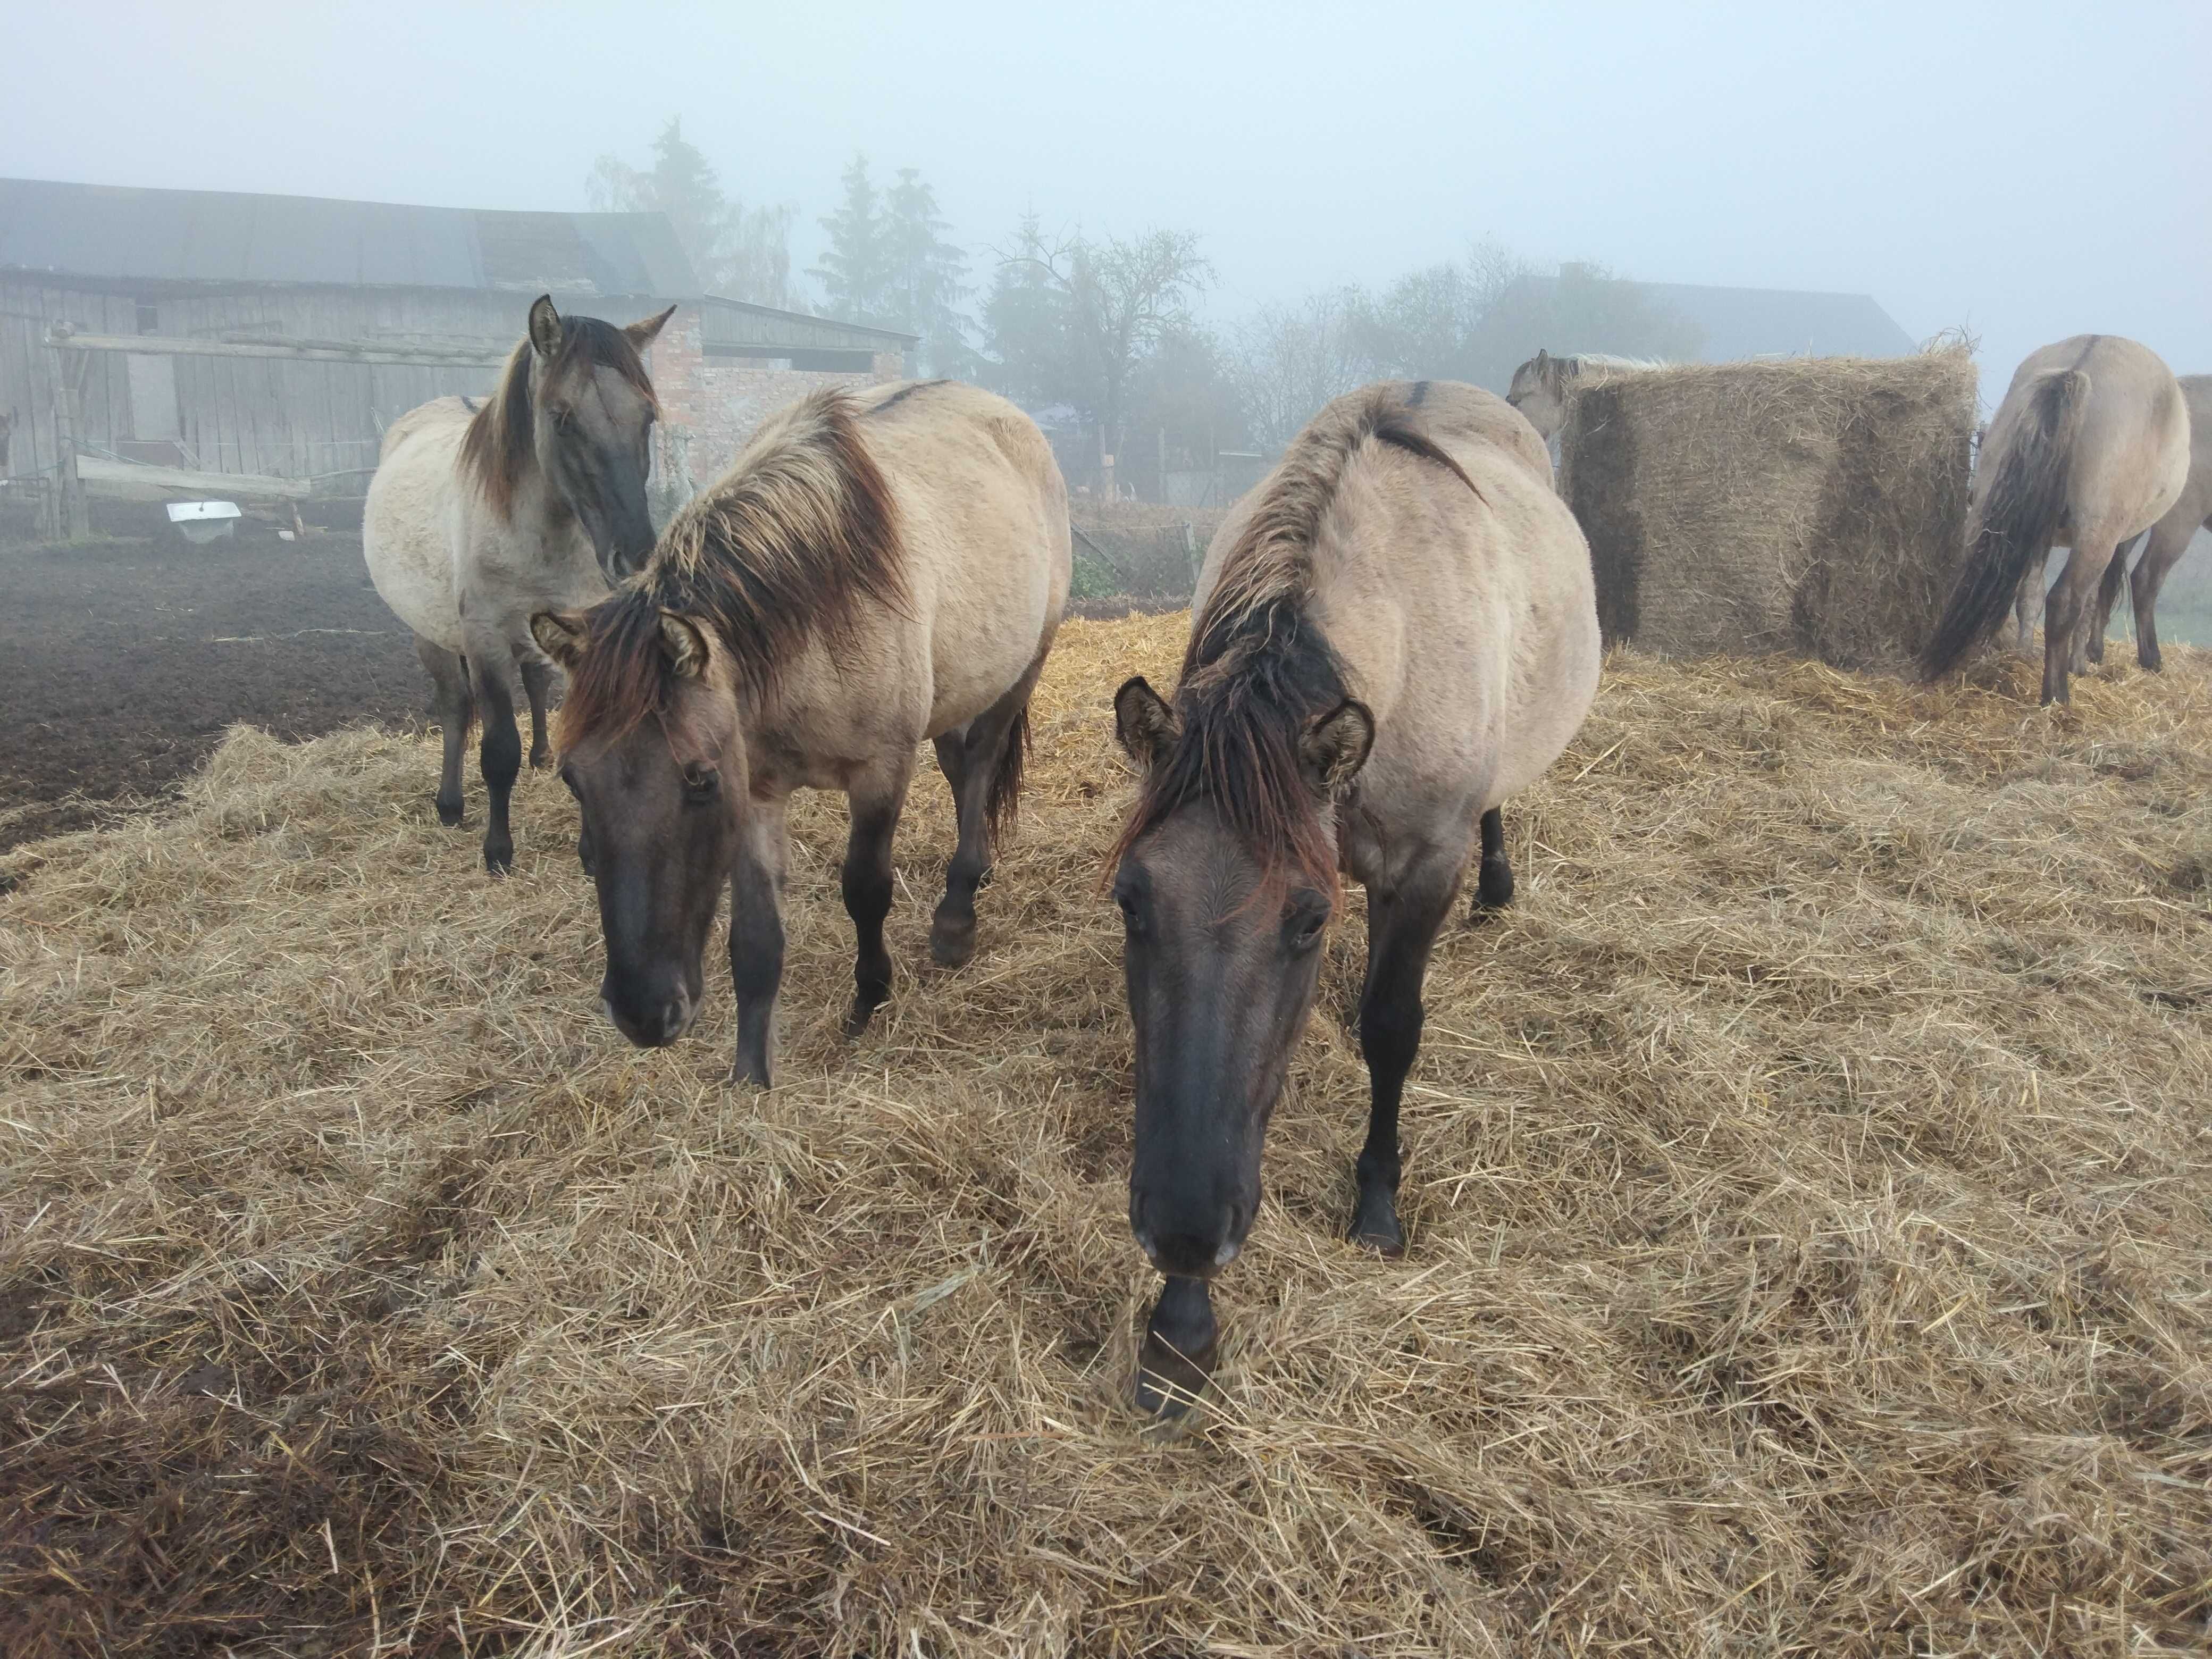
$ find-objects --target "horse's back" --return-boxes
[1290,381,1599,821]
[364,397,471,651]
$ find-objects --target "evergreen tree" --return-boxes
[882,168,970,374]
[809,154,892,325]
[978,212,1075,406]
[588,119,796,308]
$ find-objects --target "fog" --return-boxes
[7,1,2208,390]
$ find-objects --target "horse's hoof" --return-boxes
[1348,1199,1405,1258]
[435,799,465,828]
[529,750,552,771]
[484,845,514,876]
[1473,855,1514,912]
[2142,650,2164,674]
[1135,1333,1216,1420]
[842,996,884,1040]
[929,916,977,969]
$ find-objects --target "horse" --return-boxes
[1920,334,2191,705]
[2076,373,2211,673]
[1504,348,1669,442]
[363,294,673,872]
[529,381,1070,1085]
[1107,380,1601,1414]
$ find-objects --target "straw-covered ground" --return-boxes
[4,616,2210,1657]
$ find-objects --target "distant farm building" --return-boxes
[0,177,912,534]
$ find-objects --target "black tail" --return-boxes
[1920,368,2091,679]
[985,698,1030,842]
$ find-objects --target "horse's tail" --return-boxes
[1920,368,2090,678]
[985,697,1030,842]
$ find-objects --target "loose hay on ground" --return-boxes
[1559,348,1979,668]
[3,617,2210,1657]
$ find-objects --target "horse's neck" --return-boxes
[502,454,582,555]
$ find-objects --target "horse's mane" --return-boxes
[458,316,656,518]
[555,387,905,748]
[1111,384,1482,890]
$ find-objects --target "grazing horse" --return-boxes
[1504,348,1669,442]
[1921,335,2190,705]
[1107,380,1601,1414]
[2081,373,2212,673]
[363,295,672,871]
[530,381,1070,1085]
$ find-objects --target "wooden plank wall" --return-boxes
[0,283,661,488]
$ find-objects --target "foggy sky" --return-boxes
[7,2,2207,396]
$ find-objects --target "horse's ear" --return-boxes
[659,611,709,679]
[626,305,677,350]
[1300,699,1374,798]
[1534,348,1549,370]
[528,295,563,359]
[1113,676,1178,770]
[530,609,587,669]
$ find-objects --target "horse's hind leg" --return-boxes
[1470,806,1514,916]
[520,654,556,769]
[415,635,472,828]
[1351,845,1465,1255]
[2131,517,2196,672]
[841,759,914,1039]
[2041,539,2118,705]
[2014,555,2047,652]
[930,652,1047,969]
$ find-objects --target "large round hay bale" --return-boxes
[1556,348,1977,668]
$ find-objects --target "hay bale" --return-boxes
[1557,348,1977,668]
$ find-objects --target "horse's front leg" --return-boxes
[1136,1274,1218,1418]
[520,654,556,770]
[462,631,522,874]
[932,656,1045,968]
[842,760,914,1037]
[728,796,788,1088]
[1351,850,1464,1254]
[2132,517,2194,673]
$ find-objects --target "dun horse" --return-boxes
[1108,381,1601,1414]
[1920,334,2191,704]
[364,295,672,871]
[531,381,1070,1085]
[1504,348,1668,442]
[2078,373,2211,674]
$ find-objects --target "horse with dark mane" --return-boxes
[364,295,672,871]
[531,381,1070,1085]
[1107,380,1601,1414]
[1921,334,2190,705]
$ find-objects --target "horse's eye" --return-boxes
[1115,889,1145,937]
[682,765,720,804]
[1287,896,1330,951]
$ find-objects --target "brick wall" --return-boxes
[644,306,903,498]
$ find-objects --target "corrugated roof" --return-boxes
[0,177,700,297]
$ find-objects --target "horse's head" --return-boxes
[525,296,674,582]
[1505,349,1569,440]
[532,600,746,1048]
[1108,674,1373,1280]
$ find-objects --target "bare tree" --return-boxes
[1232,287,1382,449]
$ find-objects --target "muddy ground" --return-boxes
[0,531,426,850]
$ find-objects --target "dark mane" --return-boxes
[458,315,656,518]
[1112,384,1477,888]
[555,388,906,748]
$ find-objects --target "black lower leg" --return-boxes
[417,638,469,827]
[1353,875,1456,1253]
[1136,1275,1218,1417]
[1472,806,1514,913]
[728,856,784,1087]
[476,678,522,874]
[842,803,899,1036]
[521,657,555,769]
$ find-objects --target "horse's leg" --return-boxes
[930,656,1045,968]
[2084,532,2143,666]
[2014,555,2047,653]
[1470,806,1514,915]
[1351,848,1466,1254]
[2041,539,2115,706]
[1136,1274,1218,1418]
[520,655,556,770]
[414,635,471,828]
[842,758,914,1038]
[728,794,789,1088]
[463,634,523,873]
[2130,517,2196,673]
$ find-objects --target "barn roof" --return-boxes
[0,176,701,298]
[1635,280,1918,361]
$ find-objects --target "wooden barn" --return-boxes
[0,177,913,536]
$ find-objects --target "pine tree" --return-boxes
[882,169,970,374]
[587,119,796,308]
[809,155,890,325]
